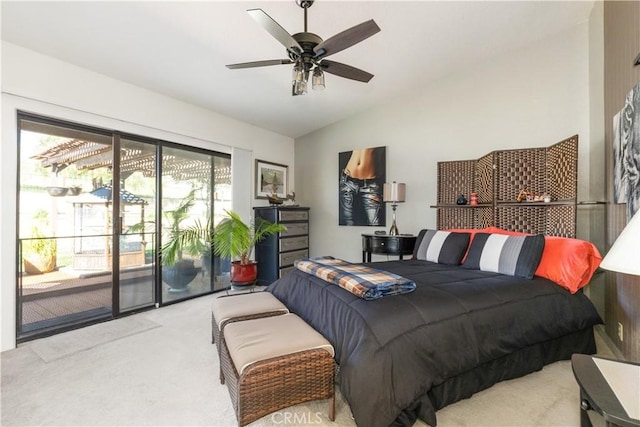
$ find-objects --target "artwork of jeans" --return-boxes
[338,146,386,226]
[613,81,640,220]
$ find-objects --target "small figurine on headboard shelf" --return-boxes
[516,189,551,202]
[516,189,532,202]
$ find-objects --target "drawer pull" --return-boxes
[580,400,591,411]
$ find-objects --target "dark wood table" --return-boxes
[361,233,417,263]
[571,354,640,427]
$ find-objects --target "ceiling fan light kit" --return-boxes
[312,67,325,91]
[226,0,380,96]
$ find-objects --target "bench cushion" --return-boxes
[212,292,288,325]
[224,313,335,375]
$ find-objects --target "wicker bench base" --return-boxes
[211,293,289,385]
[220,317,335,426]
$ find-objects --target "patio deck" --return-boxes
[19,265,225,335]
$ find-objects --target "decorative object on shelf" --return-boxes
[267,191,297,206]
[516,189,531,202]
[456,194,467,205]
[255,159,288,200]
[267,194,284,205]
[517,189,552,202]
[383,181,406,235]
[46,186,69,197]
[599,209,640,275]
[225,0,380,96]
[469,192,478,206]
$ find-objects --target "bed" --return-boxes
[267,229,603,427]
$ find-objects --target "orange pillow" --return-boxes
[483,227,602,293]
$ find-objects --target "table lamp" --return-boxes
[599,209,640,275]
[383,181,406,235]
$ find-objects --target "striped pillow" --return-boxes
[461,233,545,279]
[413,230,471,265]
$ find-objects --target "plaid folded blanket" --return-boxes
[294,256,416,300]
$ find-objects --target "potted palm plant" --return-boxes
[159,189,203,292]
[211,210,286,285]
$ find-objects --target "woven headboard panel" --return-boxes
[434,135,578,237]
[495,148,546,203]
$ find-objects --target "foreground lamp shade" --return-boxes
[599,210,640,276]
[383,182,406,203]
[383,182,406,235]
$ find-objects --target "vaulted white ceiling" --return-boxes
[1,1,594,138]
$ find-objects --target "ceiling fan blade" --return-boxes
[314,19,380,59]
[320,60,374,83]
[247,9,303,55]
[226,59,292,69]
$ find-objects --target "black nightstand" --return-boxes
[361,234,417,263]
[571,354,640,427]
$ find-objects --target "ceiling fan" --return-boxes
[226,0,380,96]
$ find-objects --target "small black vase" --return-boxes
[456,194,467,205]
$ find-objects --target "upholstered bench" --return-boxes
[220,313,335,427]
[212,292,289,384]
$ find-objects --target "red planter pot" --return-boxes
[231,261,258,284]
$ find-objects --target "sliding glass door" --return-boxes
[160,147,232,303]
[18,116,115,334]
[17,113,231,341]
[117,137,158,312]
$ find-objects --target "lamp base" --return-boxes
[389,204,399,235]
[389,222,399,236]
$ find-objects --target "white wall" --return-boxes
[1,42,295,351]
[295,22,602,263]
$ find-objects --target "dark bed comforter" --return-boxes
[267,259,602,427]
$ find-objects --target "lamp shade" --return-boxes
[599,210,640,275]
[383,182,406,203]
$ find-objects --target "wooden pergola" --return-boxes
[31,138,232,183]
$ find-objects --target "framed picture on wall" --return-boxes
[612,81,640,220]
[338,146,386,226]
[255,159,288,199]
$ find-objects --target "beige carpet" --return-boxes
[28,316,160,362]
[1,293,614,427]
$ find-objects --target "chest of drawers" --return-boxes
[254,206,310,286]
